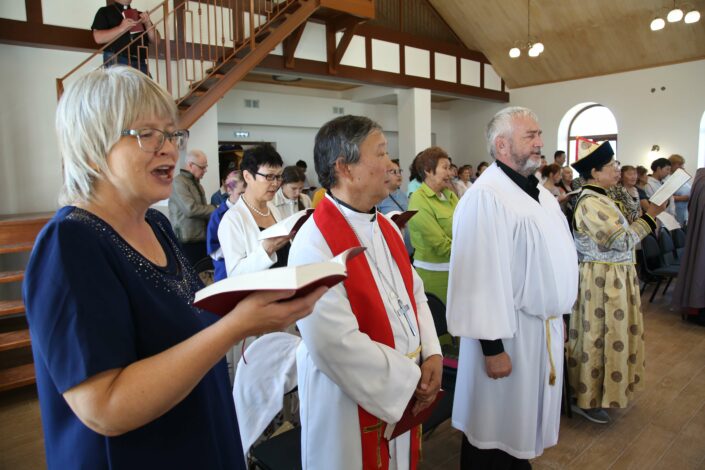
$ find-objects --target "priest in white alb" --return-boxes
[288,115,443,470]
[447,107,579,469]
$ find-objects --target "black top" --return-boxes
[24,207,245,469]
[496,159,541,203]
[478,161,541,357]
[91,3,150,57]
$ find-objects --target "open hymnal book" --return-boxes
[384,389,446,440]
[193,246,365,317]
[649,168,691,206]
[258,209,314,240]
[385,210,418,229]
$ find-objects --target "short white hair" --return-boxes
[486,106,539,159]
[186,149,207,164]
[55,66,178,205]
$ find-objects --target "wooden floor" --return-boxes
[1,287,704,469]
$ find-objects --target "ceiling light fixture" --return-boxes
[684,8,701,22]
[650,1,700,30]
[508,0,544,59]
[271,74,302,82]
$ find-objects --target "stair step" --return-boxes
[0,329,31,352]
[0,363,35,392]
[0,242,34,255]
[0,270,24,284]
[0,300,25,317]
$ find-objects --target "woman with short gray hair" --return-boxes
[24,66,325,469]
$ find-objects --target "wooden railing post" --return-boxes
[163,1,172,95]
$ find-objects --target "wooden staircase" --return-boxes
[177,0,321,128]
[57,0,375,130]
[0,213,52,392]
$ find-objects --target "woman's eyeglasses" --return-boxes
[255,172,284,182]
[121,128,190,152]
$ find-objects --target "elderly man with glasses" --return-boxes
[169,149,215,267]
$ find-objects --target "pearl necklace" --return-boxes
[241,195,270,217]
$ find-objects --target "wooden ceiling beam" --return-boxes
[325,15,363,74]
[283,23,306,69]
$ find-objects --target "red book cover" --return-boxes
[193,247,365,317]
[123,8,145,33]
[387,389,446,440]
[389,210,418,229]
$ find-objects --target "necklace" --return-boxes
[330,195,417,336]
[241,195,270,217]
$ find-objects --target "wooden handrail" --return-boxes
[56,0,301,106]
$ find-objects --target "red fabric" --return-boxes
[313,196,420,469]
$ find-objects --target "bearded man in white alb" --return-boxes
[447,106,578,469]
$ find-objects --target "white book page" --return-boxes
[649,168,691,206]
[258,209,312,240]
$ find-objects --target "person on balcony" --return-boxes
[92,0,157,75]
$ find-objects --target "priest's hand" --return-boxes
[412,355,442,415]
[485,352,512,379]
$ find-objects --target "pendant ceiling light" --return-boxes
[650,0,700,30]
[508,0,544,59]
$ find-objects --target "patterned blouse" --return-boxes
[607,183,641,223]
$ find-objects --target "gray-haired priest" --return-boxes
[288,115,442,469]
[447,106,579,469]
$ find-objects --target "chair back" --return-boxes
[640,234,663,273]
[671,228,686,258]
[426,292,447,336]
[658,228,677,266]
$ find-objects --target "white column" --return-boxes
[396,88,431,193]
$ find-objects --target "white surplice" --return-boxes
[447,163,578,459]
[288,195,442,470]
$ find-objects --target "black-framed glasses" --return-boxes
[255,171,284,182]
[191,162,208,171]
[121,128,190,152]
[388,169,403,175]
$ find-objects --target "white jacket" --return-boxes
[271,188,312,219]
[217,197,284,277]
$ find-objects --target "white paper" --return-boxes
[656,212,681,231]
[649,168,692,206]
[257,209,313,240]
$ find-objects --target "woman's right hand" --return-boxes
[646,201,667,218]
[262,235,291,256]
[225,286,328,338]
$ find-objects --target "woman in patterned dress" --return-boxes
[607,165,642,223]
[567,142,665,424]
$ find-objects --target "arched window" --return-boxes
[566,104,618,164]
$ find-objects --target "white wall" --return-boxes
[448,60,705,175]
[0,45,100,215]
[0,43,221,215]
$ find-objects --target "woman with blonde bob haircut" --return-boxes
[24,66,326,469]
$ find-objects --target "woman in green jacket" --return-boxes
[408,146,458,303]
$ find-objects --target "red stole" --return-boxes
[313,196,421,470]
